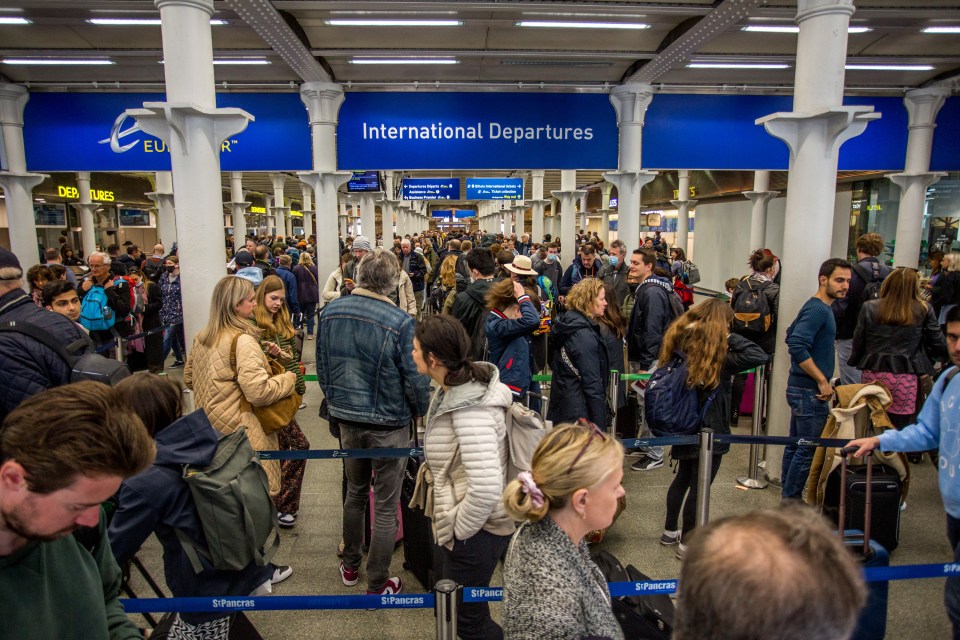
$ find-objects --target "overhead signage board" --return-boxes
[432,210,452,219]
[401,178,460,200]
[454,210,476,219]
[466,178,523,200]
[21,92,311,172]
[338,92,618,170]
[347,170,381,192]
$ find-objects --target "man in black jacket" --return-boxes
[451,248,497,360]
[832,232,890,385]
[0,248,90,423]
[626,249,684,471]
[558,242,601,299]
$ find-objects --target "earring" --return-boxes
[578,511,586,520]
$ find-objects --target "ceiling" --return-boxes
[3,1,958,208]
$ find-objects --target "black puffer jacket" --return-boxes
[848,300,946,374]
[627,276,682,369]
[671,334,768,461]
[548,309,609,427]
[0,289,90,422]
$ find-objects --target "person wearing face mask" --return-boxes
[597,240,629,307]
[534,242,562,302]
[160,256,186,368]
[251,276,309,528]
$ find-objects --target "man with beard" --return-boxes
[0,382,155,639]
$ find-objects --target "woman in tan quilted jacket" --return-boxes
[183,275,296,496]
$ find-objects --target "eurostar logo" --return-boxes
[98,112,142,153]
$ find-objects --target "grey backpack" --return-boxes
[176,429,280,573]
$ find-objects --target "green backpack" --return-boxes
[175,430,280,573]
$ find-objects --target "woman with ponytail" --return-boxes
[412,315,516,640]
[501,422,625,640]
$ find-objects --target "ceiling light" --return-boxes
[87,18,226,25]
[213,58,270,65]
[2,58,115,65]
[0,17,30,24]
[742,25,870,34]
[325,19,461,27]
[517,21,650,30]
[845,64,933,71]
[923,26,960,34]
[349,58,459,65]
[687,63,789,69]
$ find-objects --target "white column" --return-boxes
[359,193,378,240]
[270,173,290,239]
[0,84,46,269]
[529,170,549,243]
[263,194,274,236]
[75,172,98,259]
[147,171,177,249]
[889,87,950,268]
[744,170,779,251]
[297,82,352,289]
[670,170,698,257]
[123,0,252,349]
[301,183,314,239]
[552,170,586,262]
[604,83,658,251]
[227,172,248,253]
[598,182,614,247]
[337,197,347,238]
[549,197,560,240]
[512,202,527,236]
[757,0,878,477]
[579,192,589,232]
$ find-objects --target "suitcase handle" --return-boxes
[838,446,872,556]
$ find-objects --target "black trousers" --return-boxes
[433,529,511,640]
[664,455,722,536]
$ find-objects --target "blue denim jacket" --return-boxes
[316,288,430,428]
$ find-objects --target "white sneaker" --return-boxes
[271,565,293,585]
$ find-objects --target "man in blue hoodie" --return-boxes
[849,304,960,638]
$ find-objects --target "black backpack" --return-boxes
[852,262,888,303]
[732,278,773,336]
[0,321,131,386]
[456,293,489,361]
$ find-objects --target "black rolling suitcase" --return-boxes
[591,549,674,640]
[823,452,903,552]
[401,455,435,590]
[837,447,890,640]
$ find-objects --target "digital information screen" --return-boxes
[347,170,381,192]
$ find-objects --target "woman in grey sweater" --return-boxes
[501,422,626,640]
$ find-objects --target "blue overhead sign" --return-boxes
[466,178,524,200]
[338,92,618,170]
[454,210,476,218]
[432,210,452,219]
[21,92,311,172]
[401,178,460,200]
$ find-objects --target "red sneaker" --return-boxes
[367,576,402,595]
[339,562,359,587]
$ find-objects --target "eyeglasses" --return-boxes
[566,419,607,475]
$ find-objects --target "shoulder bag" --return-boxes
[230,334,301,434]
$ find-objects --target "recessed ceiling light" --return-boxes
[846,64,933,71]
[517,21,650,30]
[923,26,960,34]
[687,63,789,69]
[2,58,115,65]
[349,58,459,65]
[742,25,871,34]
[87,18,225,25]
[325,19,461,27]
[213,58,271,65]
[0,16,30,24]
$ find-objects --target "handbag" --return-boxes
[230,334,301,435]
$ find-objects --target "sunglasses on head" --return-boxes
[566,419,607,475]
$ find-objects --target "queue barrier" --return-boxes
[93,322,183,358]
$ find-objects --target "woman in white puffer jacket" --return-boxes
[412,315,516,640]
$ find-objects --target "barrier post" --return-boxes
[695,428,714,528]
[181,388,196,415]
[607,370,619,437]
[434,579,458,640]
[737,365,769,489]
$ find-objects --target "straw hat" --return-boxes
[504,254,538,276]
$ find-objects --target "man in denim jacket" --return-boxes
[316,248,430,596]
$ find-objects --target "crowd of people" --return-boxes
[1,221,959,640]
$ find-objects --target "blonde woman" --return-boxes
[656,299,767,557]
[548,277,609,427]
[252,276,310,527]
[184,275,296,496]
[502,423,626,640]
[322,250,352,309]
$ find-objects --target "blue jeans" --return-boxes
[162,324,185,363]
[301,303,317,335]
[946,515,960,639]
[836,338,861,385]
[780,386,829,500]
[340,424,407,591]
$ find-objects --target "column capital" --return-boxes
[743,190,780,204]
[225,201,250,211]
[270,173,288,192]
[757,107,879,159]
[600,182,614,196]
[299,82,345,126]
[796,0,855,24]
[888,171,946,191]
[0,83,29,127]
[529,169,545,179]
[904,86,951,129]
[297,170,353,197]
[127,103,252,149]
[550,189,588,200]
[609,83,655,126]
[146,190,175,202]
[603,170,658,191]
[156,0,214,15]
[0,171,46,191]
[670,199,699,209]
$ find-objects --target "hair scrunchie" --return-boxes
[517,471,545,509]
